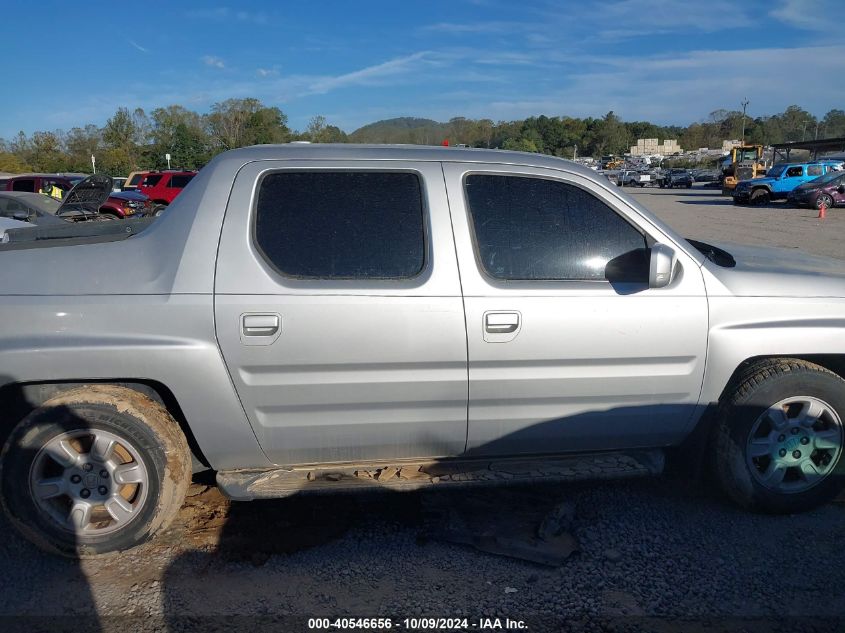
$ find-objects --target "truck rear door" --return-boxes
[214,160,468,466]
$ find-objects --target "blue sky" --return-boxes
[1,0,842,138]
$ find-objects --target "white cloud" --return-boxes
[128,39,148,53]
[303,52,438,96]
[478,44,845,124]
[187,7,267,25]
[770,0,835,30]
[202,55,226,69]
[424,21,528,34]
[257,68,278,77]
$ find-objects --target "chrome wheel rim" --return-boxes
[746,396,843,494]
[28,430,149,536]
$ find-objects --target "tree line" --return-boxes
[1,98,842,176]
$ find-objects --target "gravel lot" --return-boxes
[2,184,844,632]
[630,185,844,260]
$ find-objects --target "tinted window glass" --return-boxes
[12,179,35,192]
[786,166,804,177]
[255,171,425,279]
[465,174,647,281]
[168,174,194,188]
[142,175,163,187]
[129,174,145,186]
[807,165,823,177]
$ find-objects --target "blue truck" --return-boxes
[732,161,843,206]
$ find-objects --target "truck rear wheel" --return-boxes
[0,385,190,556]
[712,359,845,513]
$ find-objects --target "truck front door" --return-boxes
[443,163,708,456]
[214,161,468,466]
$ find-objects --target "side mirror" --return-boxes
[649,244,676,288]
[12,211,29,221]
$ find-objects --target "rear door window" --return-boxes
[807,165,823,177]
[11,179,35,192]
[255,171,426,280]
[167,174,194,188]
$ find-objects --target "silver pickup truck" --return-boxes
[1,144,843,557]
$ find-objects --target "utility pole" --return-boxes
[740,98,749,145]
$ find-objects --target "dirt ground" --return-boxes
[2,184,845,632]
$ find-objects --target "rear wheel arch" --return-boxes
[0,380,209,472]
[0,384,192,555]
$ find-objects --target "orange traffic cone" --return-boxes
[818,202,827,219]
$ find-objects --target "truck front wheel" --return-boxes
[750,188,771,206]
[0,385,190,556]
[712,359,845,513]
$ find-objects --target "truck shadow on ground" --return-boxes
[3,396,845,632]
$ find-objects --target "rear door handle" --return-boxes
[241,313,281,339]
[485,312,520,333]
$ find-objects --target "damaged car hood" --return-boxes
[56,174,113,219]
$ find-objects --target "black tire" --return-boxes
[686,183,692,189]
[0,385,191,556]
[816,194,834,210]
[712,359,845,514]
[750,188,770,206]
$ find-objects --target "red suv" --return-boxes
[137,170,196,207]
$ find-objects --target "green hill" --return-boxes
[349,117,450,144]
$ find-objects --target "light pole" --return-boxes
[740,98,749,145]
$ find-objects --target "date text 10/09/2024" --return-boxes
[307,618,529,630]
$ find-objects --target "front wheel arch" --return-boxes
[711,358,845,512]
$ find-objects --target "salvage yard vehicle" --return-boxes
[721,145,765,195]
[617,170,654,187]
[732,161,842,206]
[660,169,693,189]
[0,192,69,226]
[1,144,844,557]
[788,170,845,210]
[122,171,148,191]
[2,173,150,219]
[0,175,114,224]
[137,169,196,209]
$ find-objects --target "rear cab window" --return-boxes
[254,171,426,280]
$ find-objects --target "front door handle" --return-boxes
[485,312,520,333]
[242,314,280,336]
